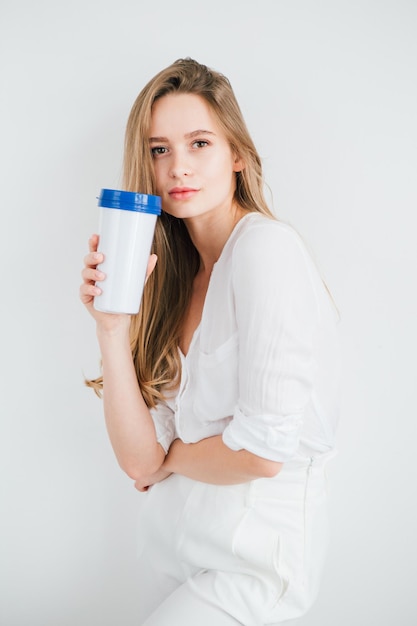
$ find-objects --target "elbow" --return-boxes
[119,453,164,483]
[121,440,166,481]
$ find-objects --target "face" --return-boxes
[149,93,243,221]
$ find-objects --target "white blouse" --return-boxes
[150,212,341,463]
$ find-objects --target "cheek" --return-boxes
[152,162,165,192]
[204,155,235,184]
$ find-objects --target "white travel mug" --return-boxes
[93,188,162,314]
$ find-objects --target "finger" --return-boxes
[88,234,100,253]
[134,481,149,492]
[145,254,158,282]
[79,282,102,303]
[81,267,106,283]
[83,250,104,268]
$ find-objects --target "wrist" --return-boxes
[96,315,131,337]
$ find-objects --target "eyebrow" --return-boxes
[148,129,216,143]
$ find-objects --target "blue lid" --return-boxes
[98,189,161,215]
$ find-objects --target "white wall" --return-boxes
[1,1,416,624]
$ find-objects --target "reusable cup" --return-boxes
[93,188,162,314]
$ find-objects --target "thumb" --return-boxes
[145,254,158,283]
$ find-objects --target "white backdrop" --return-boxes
[1,1,416,624]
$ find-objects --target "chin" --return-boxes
[162,205,202,220]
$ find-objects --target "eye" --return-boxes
[151,146,168,157]
[192,140,209,149]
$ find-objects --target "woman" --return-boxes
[80,58,340,625]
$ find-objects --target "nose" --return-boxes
[168,148,192,178]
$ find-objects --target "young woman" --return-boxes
[80,58,340,625]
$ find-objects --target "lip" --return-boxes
[168,187,199,200]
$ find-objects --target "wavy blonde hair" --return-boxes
[87,58,275,407]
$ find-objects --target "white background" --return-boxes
[1,1,416,624]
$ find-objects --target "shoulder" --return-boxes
[231,212,314,270]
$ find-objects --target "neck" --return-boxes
[184,204,248,274]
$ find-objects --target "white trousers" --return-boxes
[136,456,330,625]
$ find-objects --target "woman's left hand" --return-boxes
[134,467,172,492]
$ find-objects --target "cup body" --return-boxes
[93,189,161,314]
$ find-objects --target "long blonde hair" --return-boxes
[87,58,274,406]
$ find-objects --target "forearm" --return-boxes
[97,324,165,478]
[163,436,282,485]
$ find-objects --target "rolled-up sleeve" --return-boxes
[222,223,321,462]
[150,402,176,454]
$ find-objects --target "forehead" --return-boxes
[150,92,222,136]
